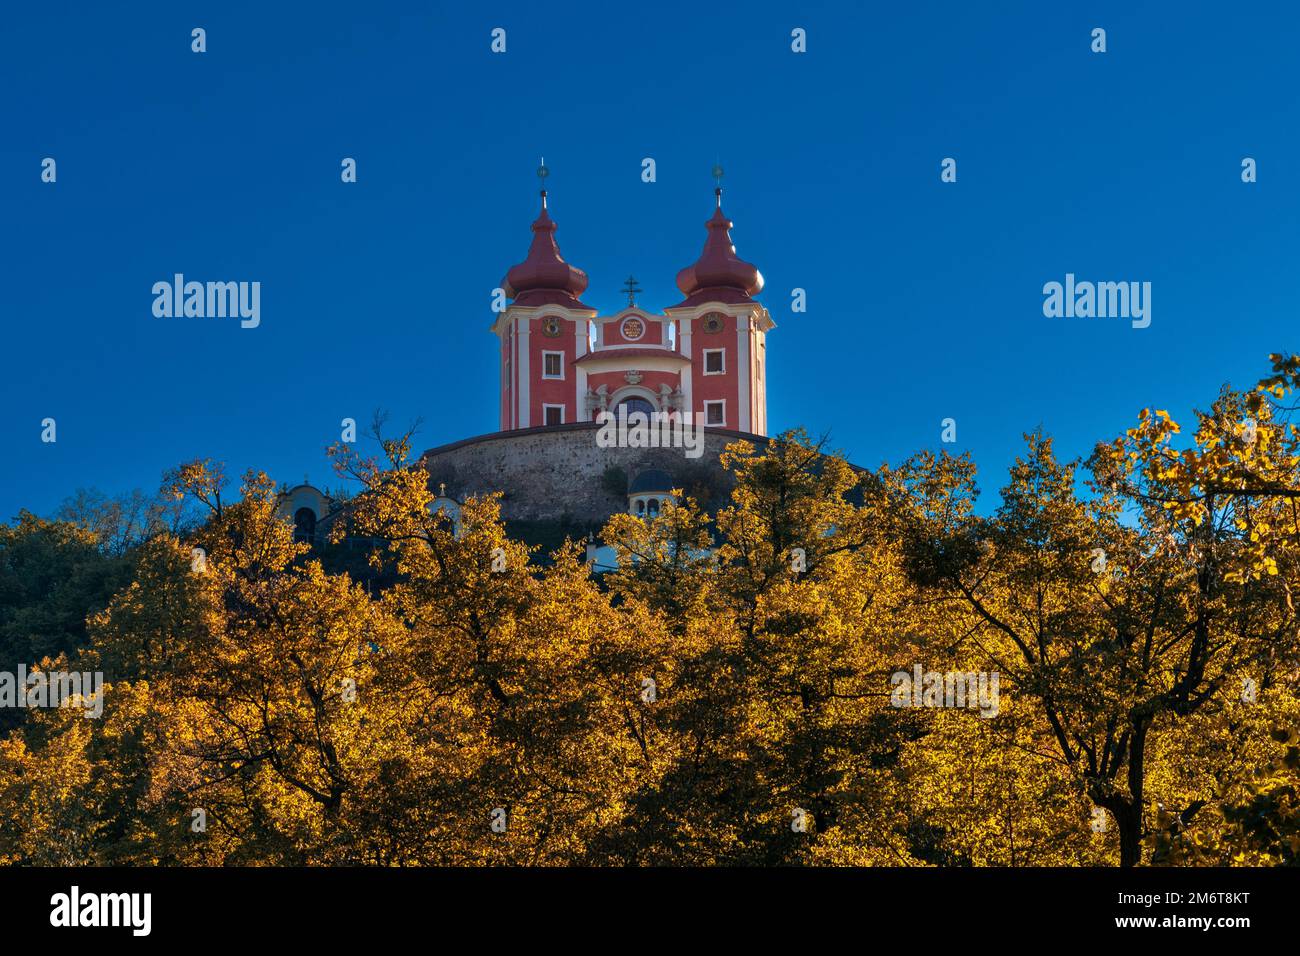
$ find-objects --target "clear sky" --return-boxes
[2,0,1297,519]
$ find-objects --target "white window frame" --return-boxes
[542,403,565,426]
[702,348,726,375]
[542,351,565,380]
[704,400,726,426]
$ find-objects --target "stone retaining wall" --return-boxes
[419,423,767,525]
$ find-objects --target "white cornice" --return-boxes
[490,303,598,336]
[665,301,774,332]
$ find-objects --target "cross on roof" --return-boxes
[622,275,641,307]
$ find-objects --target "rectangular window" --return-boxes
[542,351,564,379]
[704,400,725,426]
[543,405,564,426]
[703,349,725,374]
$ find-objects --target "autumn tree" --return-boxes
[598,430,924,863]
[4,368,1298,869]
[329,423,670,864]
[892,364,1300,866]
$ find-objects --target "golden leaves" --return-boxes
[6,358,1300,867]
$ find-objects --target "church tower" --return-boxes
[493,168,773,436]
[492,167,596,430]
[665,180,773,434]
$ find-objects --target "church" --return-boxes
[494,171,773,436]
[281,171,777,557]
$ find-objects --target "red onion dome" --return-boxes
[673,188,764,307]
[502,192,590,309]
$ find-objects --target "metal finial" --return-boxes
[536,158,550,207]
[712,163,724,187]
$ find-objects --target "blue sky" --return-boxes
[2,0,1297,519]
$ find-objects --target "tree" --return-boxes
[599,430,924,864]
[892,376,1300,865]
[3,366,1298,868]
[0,513,135,680]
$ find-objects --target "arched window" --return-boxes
[647,498,660,518]
[294,507,317,541]
[636,499,646,516]
[617,396,655,418]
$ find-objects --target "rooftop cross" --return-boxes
[622,275,642,307]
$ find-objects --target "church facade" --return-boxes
[491,182,773,435]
